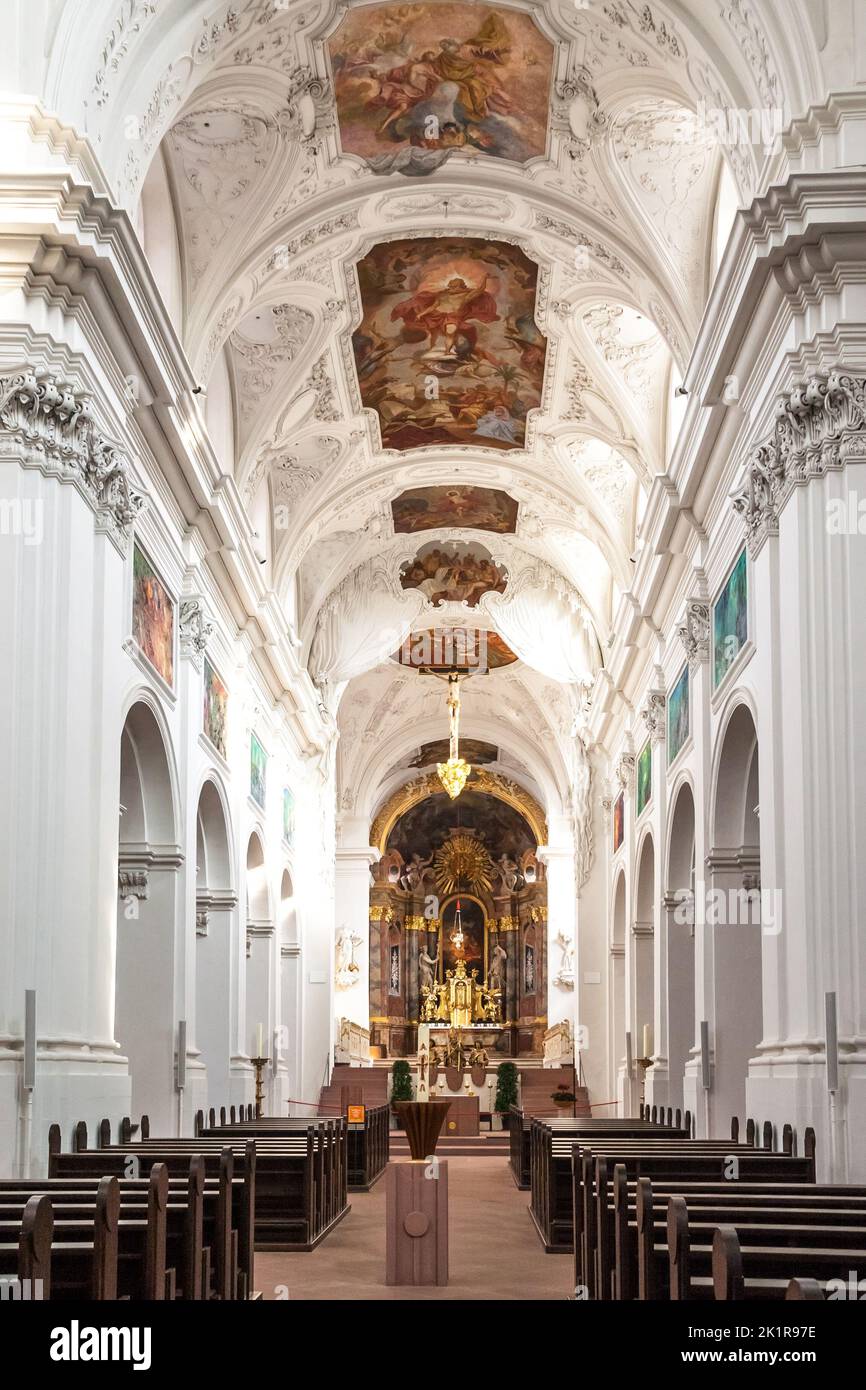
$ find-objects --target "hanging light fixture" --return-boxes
[437,671,471,799]
[450,897,465,955]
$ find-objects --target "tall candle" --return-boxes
[642,1024,653,1059]
[256,1023,263,1058]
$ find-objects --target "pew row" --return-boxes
[53,1121,349,1252]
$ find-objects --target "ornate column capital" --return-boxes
[731,370,866,554]
[677,601,710,667]
[179,597,213,667]
[0,366,145,549]
[615,753,635,791]
[642,690,666,743]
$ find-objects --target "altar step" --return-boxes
[389,1133,510,1158]
[320,1064,389,1113]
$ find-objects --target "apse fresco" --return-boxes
[392,485,517,533]
[328,4,553,170]
[394,626,518,671]
[352,238,546,450]
[400,542,506,607]
[387,787,535,860]
[409,738,499,768]
[132,543,174,688]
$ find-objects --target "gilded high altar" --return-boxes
[420,956,502,1026]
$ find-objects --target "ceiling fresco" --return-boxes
[124,0,791,836]
[328,3,554,173]
[400,541,507,607]
[391,485,518,534]
[392,627,518,671]
[352,237,547,449]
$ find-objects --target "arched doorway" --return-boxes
[709,702,763,1130]
[634,834,656,1102]
[666,782,696,1111]
[245,831,273,1107]
[276,869,299,1112]
[116,700,180,1133]
[194,779,236,1107]
[610,870,627,1105]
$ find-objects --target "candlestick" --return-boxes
[252,1055,269,1119]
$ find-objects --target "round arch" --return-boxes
[664,778,697,1112]
[116,695,181,1134]
[707,695,763,1134]
[118,687,180,848]
[244,828,273,925]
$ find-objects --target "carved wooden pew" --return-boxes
[0,1176,118,1299]
[573,1138,815,1295]
[607,1166,866,1301]
[203,1105,389,1191]
[61,1122,349,1253]
[530,1116,691,1248]
[0,1164,169,1299]
[710,1221,866,1301]
[22,1147,214,1299]
[50,1133,247,1297]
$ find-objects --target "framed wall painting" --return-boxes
[713,549,748,688]
[667,666,689,766]
[132,542,175,688]
[250,732,267,809]
[637,740,652,816]
[613,791,624,852]
[202,657,228,759]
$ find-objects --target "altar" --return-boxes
[440,1095,479,1136]
[421,956,502,1027]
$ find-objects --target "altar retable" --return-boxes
[420,955,502,1026]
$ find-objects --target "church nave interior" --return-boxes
[0,0,864,1350]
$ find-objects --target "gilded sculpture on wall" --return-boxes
[420,955,502,1025]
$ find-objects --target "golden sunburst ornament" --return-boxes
[433,834,494,895]
[437,671,471,799]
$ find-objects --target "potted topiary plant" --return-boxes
[494,1061,519,1131]
[390,1059,413,1119]
[551,1083,577,1110]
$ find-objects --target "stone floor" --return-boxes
[256,1155,574,1301]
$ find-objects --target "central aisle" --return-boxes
[257,1155,573,1300]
